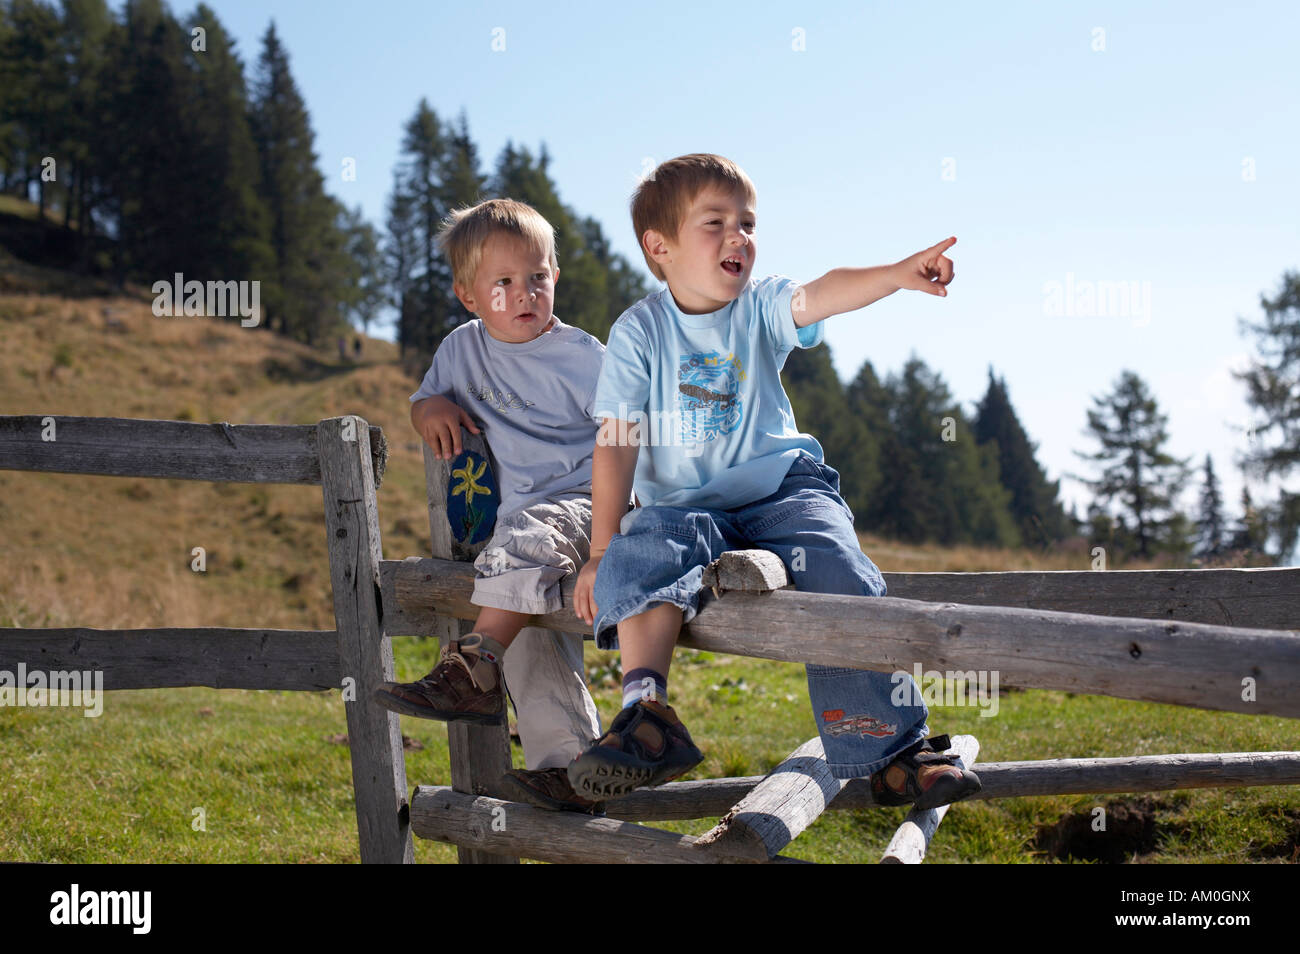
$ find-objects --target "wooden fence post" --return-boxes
[423,435,517,865]
[319,415,414,864]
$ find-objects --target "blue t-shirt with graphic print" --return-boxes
[593,275,825,511]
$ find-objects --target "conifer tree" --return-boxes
[1234,270,1300,561]
[338,203,385,336]
[1194,453,1227,558]
[389,99,455,355]
[973,367,1071,547]
[57,0,114,266]
[1228,484,1272,561]
[1071,369,1192,560]
[180,4,272,288]
[1,0,64,222]
[248,20,345,342]
[872,356,1018,546]
[782,344,875,519]
[841,359,890,528]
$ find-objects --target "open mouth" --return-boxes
[515,312,536,320]
[720,257,744,276]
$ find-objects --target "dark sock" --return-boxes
[622,667,668,708]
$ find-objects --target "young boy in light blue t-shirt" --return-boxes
[568,154,982,809]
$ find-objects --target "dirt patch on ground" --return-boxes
[1034,797,1170,863]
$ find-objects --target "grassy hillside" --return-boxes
[1,251,1296,864]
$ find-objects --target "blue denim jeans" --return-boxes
[592,452,929,777]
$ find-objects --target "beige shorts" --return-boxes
[469,496,599,769]
[471,497,592,616]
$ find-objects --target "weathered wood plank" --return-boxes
[886,567,1300,631]
[603,751,1300,821]
[409,786,807,863]
[379,562,1300,637]
[390,557,1300,718]
[378,557,445,637]
[0,627,339,690]
[694,736,845,861]
[880,734,980,864]
[421,436,516,865]
[0,415,387,486]
[701,550,792,594]
[319,416,412,864]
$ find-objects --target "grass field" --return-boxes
[1,271,1297,863]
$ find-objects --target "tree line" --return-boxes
[0,0,648,351]
[3,1,1295,564]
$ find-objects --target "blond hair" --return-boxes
[631,154,757,281]
[436,198,558,289]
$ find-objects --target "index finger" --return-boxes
[930,236,957,254]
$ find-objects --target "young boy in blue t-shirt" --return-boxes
[373,198,606,813]
[568,154,981,809]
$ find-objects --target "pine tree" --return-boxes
[110,0,203,277]
[1071,369,1192,560]
[973,367,1071,547]
[1,0,64,225]
[873,356,1018,546]
[385,186,419,358]
[1228,484,1272,561]
[389,99,456,356]
[56,0,115,268]
[179,4,273,290]
[0,5,17,193]
[1194,454,1227,559]
[842,360,891,529]
[1233,270,1300,561]
[338,203,385,336]
[781,344,879,522]
[248,20,344,343]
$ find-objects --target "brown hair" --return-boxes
[436,198,558,290]
[631,154,757,281]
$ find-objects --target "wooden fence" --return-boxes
[2,414,1298,864]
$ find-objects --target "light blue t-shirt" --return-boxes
[593,275,825,510]
[410,316,604,517]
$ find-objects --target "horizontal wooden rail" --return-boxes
[887,567,1300,631]
[0,627,340,690]
[0,415,387,486]
[384,560,1300,636]
[388,558,1300,718]
[603,751,1300,821]
[409,787,805,864]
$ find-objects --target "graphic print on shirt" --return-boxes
[678,351,744,445]
[467,380,535,413]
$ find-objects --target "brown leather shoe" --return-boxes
[499,767,606,815]
[372,633,505,725]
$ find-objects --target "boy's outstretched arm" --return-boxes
[574,419,639,626]
[794,236,957,327]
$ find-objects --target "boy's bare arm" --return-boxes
[794,236,957,327]
[589,422,639,554]
[411,394,481,460]
[575,420,638,625]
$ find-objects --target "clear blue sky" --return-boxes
[136,0,1300,556]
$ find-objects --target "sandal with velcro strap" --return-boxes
[566,700,703,800]
[870,733,982,810]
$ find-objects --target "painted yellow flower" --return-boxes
[451,456,490,509]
